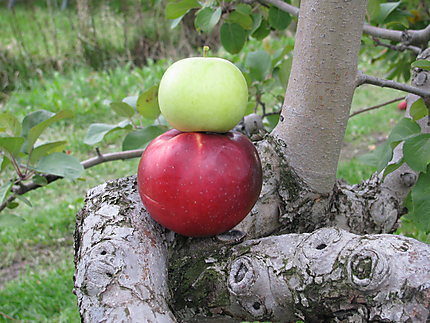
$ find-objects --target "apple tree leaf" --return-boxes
[378,1,400,24]
[0,112,21,136]
[408,166,430,232]
[226,10,253,30]
[122,96,138,109]
[137,85,161,120]
[0,137,25,157]
[358,141,393,173]
[84,120,132,145]
[403,133,430,173]
[387,117,421,143]
[252,18,270,40]
[25,110,74,153]
[411,60,430,71]
[29,141,68,164]
[194,7,222,33]
[21,110,55,138]
[35,152,84,180]
[110,101,135,118]
[268,6,291,30]
[274,56,293,89]
[367,0,382,23]
[409,98,428,121]
[122,126,166,151]
[220,22,246,54]
[382,158,404,178]
[165,0,200,19]
[0,181,13,204]
[245,50,271,82]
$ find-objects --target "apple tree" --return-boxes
[2,0,430,321]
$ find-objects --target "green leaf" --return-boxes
[165,0,200,19]
[84,120,132,145]
[409,166,430,232]
[367,0,381,23]
[35,152,84,180]
[0,137,25,157]
[250,13,262,35]
[170,16,184,29]
[268,6,291,30]
[0,214,25,226]
[387,117,421,143]
[29,141,68,164]
[220,23,246,54]
[21,110,55,138]
[0,155,10,172]
[15,194,32,207]
[33,175,48,186]
[275,56,293,89]
[235,4,252,15]
[0,181,13,204]
[411,60,430,71]
[382,158,404,178]
[25,110,74,153]
[245,50,271,82]
[403,133,430,173]
[122,96,138,109]
[0,112,21,136]
[358,141,393,173]
[226,11,253,30]
[136,85,161,120]
[410,98,428,121]
[194,7,222,33]
[264,114,280,131]
[7,201,19,209]
[378,1,400,24]
[122,126,166,151]
[110,101,135,118]
[251,19,270,40]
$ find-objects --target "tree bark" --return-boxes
[272,0,367,194]
[74,176,430,322]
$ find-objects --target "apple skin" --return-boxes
[158,57,248,133]
[137,129,262,237]
[397,100,407,111]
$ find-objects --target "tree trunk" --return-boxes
[74,176,430,322]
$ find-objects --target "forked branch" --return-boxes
[259,0,430,46]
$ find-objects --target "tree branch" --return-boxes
[372,37,422,55]
[259,0,430,46]
[349,96,405,118]
[356,71,430,98]
[0,149,144,214]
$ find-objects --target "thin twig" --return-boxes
[356,71,430,98]
[372,37,422,55]
[0,149,145,213]
[258,0,430,46]
[349,96,405,118]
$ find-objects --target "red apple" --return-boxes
[137,129,262,237]
[397,100,407,110]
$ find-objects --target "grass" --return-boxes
[0,259,79,323]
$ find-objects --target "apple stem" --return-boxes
[203,46,209,57]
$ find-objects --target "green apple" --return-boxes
[158,57,248,133]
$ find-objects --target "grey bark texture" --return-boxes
[74,176,430,322]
